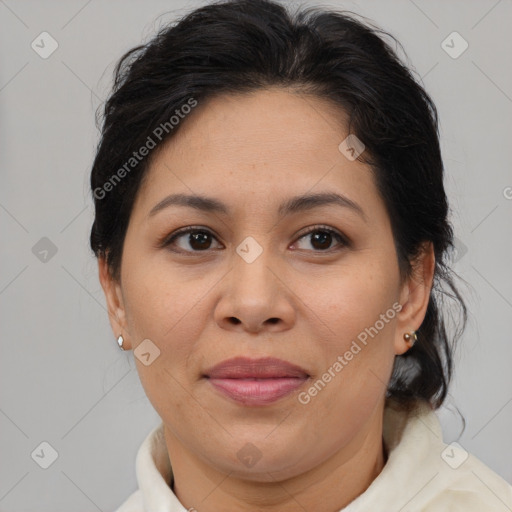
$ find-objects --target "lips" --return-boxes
[204,356,309,406]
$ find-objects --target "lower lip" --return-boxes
[207,377,308,406]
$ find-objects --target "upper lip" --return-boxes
[204,356,309,379]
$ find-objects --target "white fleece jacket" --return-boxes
[114,401,512,511]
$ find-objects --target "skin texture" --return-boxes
[99,87,435,512]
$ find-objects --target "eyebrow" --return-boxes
[148,191,366,221]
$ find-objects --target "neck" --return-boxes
[164,401,386,512]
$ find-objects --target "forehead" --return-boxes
[134,87,379,219]
[174,87,349,155]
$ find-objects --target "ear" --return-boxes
[98,256,131,350]
[394,242,435,355]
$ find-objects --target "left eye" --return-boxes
[293,227,347,251]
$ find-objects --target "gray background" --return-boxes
[1,0,511,510]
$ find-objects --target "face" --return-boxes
[100,87,432,481]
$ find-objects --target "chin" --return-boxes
[202,435,312,481]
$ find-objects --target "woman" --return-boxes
[90,0,512,510]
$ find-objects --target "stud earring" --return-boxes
[403,330,417,348]
[117,334,126,351]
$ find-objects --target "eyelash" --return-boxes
[158,224,350,254]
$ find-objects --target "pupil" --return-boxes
[312,231,331,250]
[190,232,211,250]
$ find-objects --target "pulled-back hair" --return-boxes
[90,0,467,410]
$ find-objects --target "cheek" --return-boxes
[306,257,399,342]
[301,254,399,396]
[123,267,207,422]
[122,246,215,343]
[121,253,219,409]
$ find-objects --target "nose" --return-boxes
[213,244,296,334]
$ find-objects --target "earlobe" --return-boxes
[98,257,131,350]
[394,242,435,355]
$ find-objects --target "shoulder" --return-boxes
[422,446,512,511]
[112,489,144,512]
[349,400,512,511]
[397,401,512,511]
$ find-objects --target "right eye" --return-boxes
[160,226,224,253]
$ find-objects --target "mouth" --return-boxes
[203,356,310,406]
